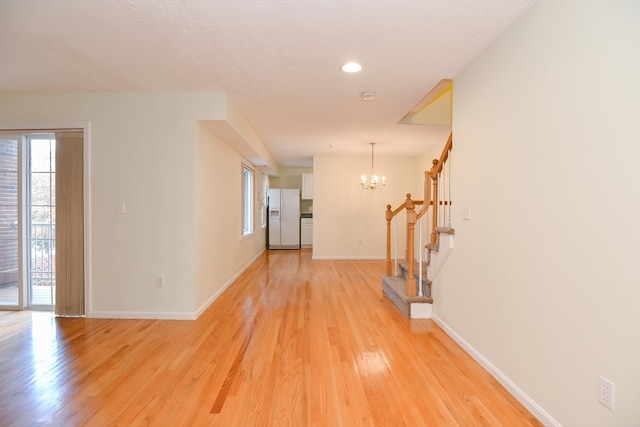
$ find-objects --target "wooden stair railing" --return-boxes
[385,196,424,276]
[385,133,453,297]
[427,133,453,244]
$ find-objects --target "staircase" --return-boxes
[382,227,454,318]
[382,261,432,319]
[381,134,454,319]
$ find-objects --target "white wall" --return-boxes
[313,153,421,259]
[269,167,312,189]
[438,1,639,426]
[0,91,267,319]
[195,123,266,312]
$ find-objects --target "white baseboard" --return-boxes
[311,255,386,260]
[89,310,196,320]
[431,314,561,427]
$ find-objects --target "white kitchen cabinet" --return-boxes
[301,173,313,200]
[301,218,313,247]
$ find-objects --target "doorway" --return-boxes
[0,130,84,314]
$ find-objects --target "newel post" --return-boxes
[405,194,417,297]
[385,204,393,276]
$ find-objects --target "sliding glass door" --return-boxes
[0,130,84,314]
[0,133,58,310]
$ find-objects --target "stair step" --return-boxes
[426,228,455,251]
[382,275,433,319]
[397,261,431,284]
[426,243,439,251]
[396,261,431,297]
[435,226,455,235]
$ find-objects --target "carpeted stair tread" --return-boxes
[435,226,455,235]
[426,243,439,251]
[397,261,431,283]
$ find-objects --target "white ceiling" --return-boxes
[0,0,536,168]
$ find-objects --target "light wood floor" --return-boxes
[0,249,541,426]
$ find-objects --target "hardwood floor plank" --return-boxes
[0,250,542,426]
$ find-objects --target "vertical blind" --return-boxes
[55,131,84,316]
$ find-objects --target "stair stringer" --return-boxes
[427,227,455,282]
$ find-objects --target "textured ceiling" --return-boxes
[0,0,537,168]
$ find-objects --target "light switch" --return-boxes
[462,205,471,221]
[117,202,126,215]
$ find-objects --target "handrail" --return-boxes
[430,133,453,177]
[416,171,432,222]
[386,197,424,222]
[385,197,410,221]
[385,132,453,296]
[428,133,453,243]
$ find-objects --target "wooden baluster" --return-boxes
[405,195,417,297]
[385,204,393,276]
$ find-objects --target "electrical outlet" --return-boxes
[598,376,615,410]
[155,275,165,288]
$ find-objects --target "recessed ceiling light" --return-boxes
[341,62,362,73]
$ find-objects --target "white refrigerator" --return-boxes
[268,189,300,249]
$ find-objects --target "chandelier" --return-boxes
[361,142,386,190]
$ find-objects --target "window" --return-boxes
[260,173,269,229]
[242,165,254,236]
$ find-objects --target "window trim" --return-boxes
[241,164,254,237]
[260,173,269,229]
